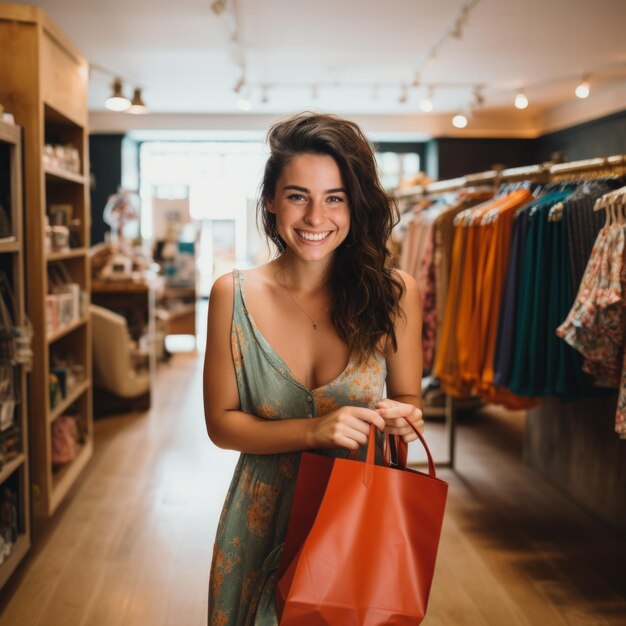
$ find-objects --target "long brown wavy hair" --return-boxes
[258,112,405,363]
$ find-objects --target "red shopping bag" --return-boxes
[276,425,448,625]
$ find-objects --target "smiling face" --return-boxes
[267,153,350,264]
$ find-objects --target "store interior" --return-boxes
[0,0,625,624]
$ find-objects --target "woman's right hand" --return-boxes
[308,407,385,450]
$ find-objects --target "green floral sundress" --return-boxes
[208,270,387,625]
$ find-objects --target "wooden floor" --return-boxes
[0,346,625,625]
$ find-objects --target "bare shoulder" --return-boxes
[391,268,418,292]
[209,271,235,307]
[391,268,421,329]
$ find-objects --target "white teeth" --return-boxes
[296,230,331,241]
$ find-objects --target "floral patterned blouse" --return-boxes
[208,270,387,625]
[557,223,626,438]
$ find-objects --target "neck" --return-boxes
[273,252,333,294]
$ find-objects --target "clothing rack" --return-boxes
[396,154,626,471]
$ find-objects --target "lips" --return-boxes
[295,229,332,242]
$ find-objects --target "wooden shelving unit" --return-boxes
[0,5,93,518]
[0,120,31,590]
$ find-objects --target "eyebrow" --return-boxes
[283,185,346,194]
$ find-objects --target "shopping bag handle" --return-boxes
[378,426,436,478]
[350,422,437,482]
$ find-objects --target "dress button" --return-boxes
[307,413,313,418]
[307,395,313,402]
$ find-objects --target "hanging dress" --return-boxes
[208,270,387,626]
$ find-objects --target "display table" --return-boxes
[158,285,197,338]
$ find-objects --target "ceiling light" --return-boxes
[105,78,131,112]
[575,79,590,99]
[452,113,468,129]
[514,91,528,109]
[411,73,420,88]
[419,98,433,113]
[127,88,149,114]
[398,85,408,105]
[237,97,252,111]
[419,89,433,112]
[261,86,269,104]
[211,0,227,15]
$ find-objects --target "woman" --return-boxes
[204,112,424,626]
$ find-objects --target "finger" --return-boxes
[401,432,419,443]
[384,424,415,436]
[343,417,372,438]
[376,406,413,419]
[337,436,360,451]
[352,407,386,431]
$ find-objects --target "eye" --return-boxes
[327,195,345,203]
[287,193,306,201]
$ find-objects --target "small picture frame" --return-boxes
[49,204,73,227]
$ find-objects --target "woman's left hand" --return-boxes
[375,399,424,443]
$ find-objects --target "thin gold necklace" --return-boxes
[274,270,327,330]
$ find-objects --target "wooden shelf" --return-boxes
[0,100,30,589]
[0,453,26,486]
[47,247,88,262]
[1,1,92,527]
[44,163,86,185]
[50,438,93,513]
[49,378,90,423]
[0,239,19,254]
[0,533,31,591]
[0,120,19,145]
[47,314,88,344]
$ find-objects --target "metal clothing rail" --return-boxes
[394,154,626,201]
[398,153,626,471]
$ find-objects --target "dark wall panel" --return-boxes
[89,134,124,245]
[435,137,536,180]
[533,110,626,163]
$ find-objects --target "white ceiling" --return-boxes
[15,0,626,134]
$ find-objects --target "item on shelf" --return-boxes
[45,295,59,335]
[0,367,15,432]
[51,415,79,466]
[49,372,60,410]
[50,225,70,252]
[50,367,69,399]
[0,423,21,465]
[100,253,133,281]
[0,487,17,564]
[42,143,80,175]
[44,216,52,254]
[103,189,140,243]
[48,203,73,226]
[0,273,33,370]
[49,353,84,405]
[54,283,81,323]
[68,219,82,248]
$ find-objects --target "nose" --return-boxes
[303,198,325,226]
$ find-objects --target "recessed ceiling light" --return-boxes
[419,97,433,112]
[237,97,252,111]
[452,113,468,129]
[575,80,590,99]
[515,92,529,109]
